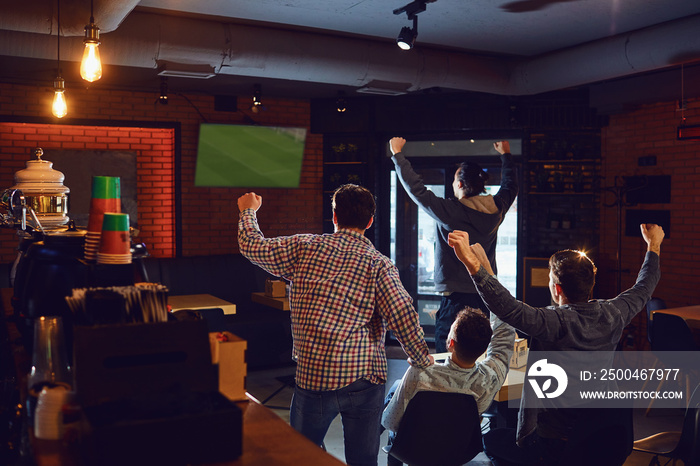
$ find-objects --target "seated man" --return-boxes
[382,305,515,455]
[447,224,664,465]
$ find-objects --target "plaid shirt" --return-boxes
[238,209,432,391]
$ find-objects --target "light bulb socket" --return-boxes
[54,77,65,91]
[84,22,100,44]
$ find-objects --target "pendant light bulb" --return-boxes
[52,77,67,118]
[80,21,102,82]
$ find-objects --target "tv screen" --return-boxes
[194,123,307,188]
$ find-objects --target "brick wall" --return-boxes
[0,82,323,264]
[0,123,176,259]
[599,98,700,348]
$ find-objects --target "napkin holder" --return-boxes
[73,320,242,465]
[510,337,529,369]
[209,331,247,401]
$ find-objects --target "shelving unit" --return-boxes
[322,136,371,233]
[523,131,602,257]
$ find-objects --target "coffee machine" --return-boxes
[3,148,153,335]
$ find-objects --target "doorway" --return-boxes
[386,137,521,340]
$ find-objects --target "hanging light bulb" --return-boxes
[80,0,102,82]
[80,24,101,82]
[51,0,67,118]
[52,77,67,118]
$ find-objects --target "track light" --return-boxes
[397,17,417,50]
[393,0,434,50]
[251,84,263,113]
[336,91,347,113]
[158,77,168,105]
[80,0,102,82]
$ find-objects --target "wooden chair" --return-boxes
[633,383,700,465]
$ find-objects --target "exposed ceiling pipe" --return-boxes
[509,14,700,95]
[0,0,139,36]
[1,10,700,96]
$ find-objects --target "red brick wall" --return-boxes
[0,82,323,264]
[0,123,176,259]
[599,98,700,311]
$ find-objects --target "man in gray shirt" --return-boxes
[448,223,664,465]
[383,308,515,432]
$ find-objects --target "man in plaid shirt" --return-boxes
[238,184,433,466]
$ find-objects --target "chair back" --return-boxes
[388,391,482,466]
[674,383,700,465]
[651,312,697,352]
[556,407,633,466]
[645,297,666,344]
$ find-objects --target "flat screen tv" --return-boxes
[194,123,307,188]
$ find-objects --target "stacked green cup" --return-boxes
[84,176,121,262]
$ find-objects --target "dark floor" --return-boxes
[245,358,686,466]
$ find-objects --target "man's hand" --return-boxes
[408,354,435,367]
[238,192,262,212]
[389,137,406,156]
[470,243,495,276]
[447,230,482,275]
[494,141,510,155]
[640,223,664,255]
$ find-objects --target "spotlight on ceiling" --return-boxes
[393,0,434,50]
[396,18,417,50]
[336,91,347,113]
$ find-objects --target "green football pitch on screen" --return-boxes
[195,124,306,188]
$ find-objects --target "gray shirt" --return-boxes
[382,315,515,432]
[470,251,661,445]
[391,151,518,293]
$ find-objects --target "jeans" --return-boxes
[434,292,489,352]
[290,378,385,466]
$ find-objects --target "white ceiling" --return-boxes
[0,0,700,101]
[135,0,700,57]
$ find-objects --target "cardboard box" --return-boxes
[209,331,247,401]
[510,337,529,369]
[265,279,287,297]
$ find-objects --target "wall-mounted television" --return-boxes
[194,123,307,188]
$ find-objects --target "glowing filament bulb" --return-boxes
[80,41,102,82]
[52,78,67,118]
[80,21,102,82]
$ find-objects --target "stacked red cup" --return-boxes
[84,176,121,262]
[97,213,132,264]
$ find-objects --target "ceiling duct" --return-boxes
[157,61,216,79]
[1,10,700,96]
[0,0,140,36]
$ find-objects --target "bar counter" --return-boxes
[1,288,344,466]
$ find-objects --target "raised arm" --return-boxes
[641,223,664,256]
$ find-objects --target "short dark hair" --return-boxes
[332,184,376,230]
[549,249,597,303]
[456,162,489,197]
[451,307,492,362]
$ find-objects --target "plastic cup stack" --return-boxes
[84,176,121,262]
[97,212,132,264]
[34,385,70,440]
